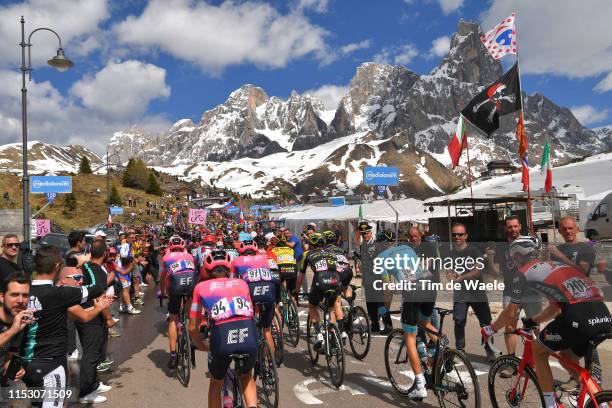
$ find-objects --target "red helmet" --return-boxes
[202,234,216,246]
[204,249,231,272]
[239,240,258,255]
[169,235,185,247]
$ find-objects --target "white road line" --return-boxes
[293,378,367,405]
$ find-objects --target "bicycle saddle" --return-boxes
[591,331,612,347]
[435,307,453,316]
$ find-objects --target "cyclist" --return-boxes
[266,234,298,295]
[374,231,397,335]
[231,240,280,356]
[194,234,217,270]
[323,230,352,340]
[189,250,258,408]
[160,235,197,370]
[222,235,240,260]
[482,236,612,408]
[296,233,342,350]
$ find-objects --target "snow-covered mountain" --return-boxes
[0,141,103,174]
[106,20,609,199]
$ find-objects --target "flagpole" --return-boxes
[514,15,534,235]
[460,100,476,215]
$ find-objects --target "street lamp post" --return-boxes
[20,16,73,245]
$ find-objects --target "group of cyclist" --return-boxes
[151,217,611,408]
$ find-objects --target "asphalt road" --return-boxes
[85,279,612,408]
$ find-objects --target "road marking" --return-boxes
[294,378,367,405]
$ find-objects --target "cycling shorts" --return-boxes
[278,264,298,280]
[248,281,276,306]
[167,294,189,315]
[538,301,612,357]
[115,271,131,288]
[254,302,275,329]
[338,268,353,288]
[401,301,435,332]
[308,271,340,307]
[283,277,297,294]
[208,319,257,380]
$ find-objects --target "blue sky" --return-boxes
[0,0,610,153]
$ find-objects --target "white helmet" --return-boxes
[509,235,540,259]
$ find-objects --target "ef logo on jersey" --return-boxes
[227,328,249,344]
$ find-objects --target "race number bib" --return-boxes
[268,259,278,270]
[233,296,252,316]
[246,268,272,282]
[314,259,331,272]
[211,298,232,320]
[563,277,593,299]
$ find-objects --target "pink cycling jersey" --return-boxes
[231,254,277,283]
[161,250,196,276]
[190,278,254,324]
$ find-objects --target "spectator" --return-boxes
[0,272,32,387]
[0,235,22,285]
[357,222,384,333]
[283,227,305,295]
[446,223,496,361]
[549,216,596,275]
[334,223,343,249]
[486,215,542,364]
[94,230,107,242]
[21,246,109,405]
[65,230,89,268]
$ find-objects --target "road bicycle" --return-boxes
[253,303,279,408]
[161,294,192,387]
[487,325,612,408]
[384,307,481,407]
[306,289,345,388]
[339,284,371,359]
[278,285,300,347]
[271,311,284,366]
[225,353,250,408]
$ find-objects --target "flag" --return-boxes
[461,62,522,136]
[358,204,363,220]
[516,112,529,191]
[480,12,517,59]
[541,140,553,193]
[448,115,468,168]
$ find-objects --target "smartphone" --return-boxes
[541,232,549,243]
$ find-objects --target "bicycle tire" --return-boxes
[488,355,544,408]
[306,316,320,365]
[230,369,246,408]
[257,340,280,408]
[435,348,480,408]
[177,314,191,387]
[326,323,345,389]
[285,299,300,347]
[383,328,415,396]
[348,305,371,360]
[272,313,284,367]
[584,390,612,408]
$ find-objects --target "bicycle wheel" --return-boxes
[435,348,480,408]
[384,328,415,396]
[229,369,246,408]
[257,341,279,408]
[348,305,371,360]
[177,321,191,387]
[326,323,345,388]
[306,316,320,365]
[285,299,300,347]
[488,355,544,408]
[584,391,612,408]
[272,313,284,366]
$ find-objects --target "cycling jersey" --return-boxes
[301,248,340,307]
[511,260,603,305]
[161,250,196,299]
[194,244,215,268]
[190,278,254,325]
[325,244,352,287]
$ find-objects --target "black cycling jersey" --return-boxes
[300,248,339,274]
[21,280,101,361]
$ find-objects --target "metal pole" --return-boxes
[20,17,30,247]
[384,194,399,245]
[106,146,110,215]
[447,199,452,250]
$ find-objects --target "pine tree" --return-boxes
[146,172,162,196]
[78,156,92,174]
[63,192,77,212]
[122,158,149,190]
[109,185,122,205]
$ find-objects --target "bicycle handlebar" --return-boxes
[486,327,537,356]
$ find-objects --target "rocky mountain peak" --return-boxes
[432,19,503,84]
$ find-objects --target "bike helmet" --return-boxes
[509,235,540,260]
[322,230,336,245]
[222,235,234,246]
[308,232,325,248]
[204,249,232,273]
[202,234,216,246]
[169,235,185,247]
[376,230,395,243]
[239,240,258,255]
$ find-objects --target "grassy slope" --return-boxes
[0,173,165,231]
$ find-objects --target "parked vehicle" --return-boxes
[36,233,70,257]
[585,192,612,240]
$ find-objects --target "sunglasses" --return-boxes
[4,243,19,248]
[451,233,466,237]
[66,275,84,282]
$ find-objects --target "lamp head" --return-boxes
[47,48,73,72]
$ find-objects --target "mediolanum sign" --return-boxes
[363,166,399,186]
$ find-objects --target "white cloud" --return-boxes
[114,0,332,74]
[481,0,612,91]
[571,105,609,126]
[595,72,612,93]
[339,40,372,56]
[295,0,330,13]
[427,36,451,59]
[438,0,463,14]
[304,84,348,110]
[70,60,170,119]
[0,0,110,68]
[0,67,171,154]
[374,44,418,66]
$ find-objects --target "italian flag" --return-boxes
[540,140,552,193]
[448,115,467,168]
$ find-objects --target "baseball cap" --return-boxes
[357,221,372,232]
[94,230,107,238]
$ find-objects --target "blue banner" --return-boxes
[45,192,57,203]
[363,166,399,186]
[329,196,345,207]
[375,185,387,198]
[109,206,123,215]
[30,176,72,193]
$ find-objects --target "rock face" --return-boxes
[105,19,608,198]
[0,141,103,174]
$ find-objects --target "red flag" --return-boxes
[516,112,529,191]
[448,115,468,168]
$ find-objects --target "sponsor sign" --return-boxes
[30,176,72,193]
[363,166,399,186]
[329,196,345,207]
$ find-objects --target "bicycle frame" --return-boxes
[509,328,602,408]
